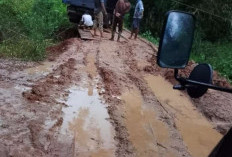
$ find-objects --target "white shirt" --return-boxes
[81,14,93,27]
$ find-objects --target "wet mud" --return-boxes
[0,30,231,157]
[60,87,115,157]
[145,75,222,157]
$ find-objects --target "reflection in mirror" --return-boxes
[158,11,195,69]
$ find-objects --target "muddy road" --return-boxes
[0,31,232,157]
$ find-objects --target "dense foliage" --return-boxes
[0,0,70,60]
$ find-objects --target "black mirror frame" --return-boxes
[157,10,196,69]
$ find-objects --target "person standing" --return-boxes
[93,0,107,38]
[110,0,131,42]
[129,0,144,40]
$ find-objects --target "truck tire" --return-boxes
[67,5,81,23]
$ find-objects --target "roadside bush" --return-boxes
[0,0,70,61]
[141,31,159,45]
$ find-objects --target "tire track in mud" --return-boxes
[96,41,135,157]
[116,41,191,157]
[96,33,222,157]
[95,39,190,156]
[70,40,117,157]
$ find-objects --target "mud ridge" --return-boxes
[96,64,135,156]
[47,38,80,61]
[23,58,79,102]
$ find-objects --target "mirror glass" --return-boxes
[158,11,195,69]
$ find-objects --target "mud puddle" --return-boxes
[121,88,176,157]
[85,53,98,96]
[60,86,116,157]
[26,61,54,76]
[145,75,222,157]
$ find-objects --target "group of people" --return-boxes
[80,0,144,41]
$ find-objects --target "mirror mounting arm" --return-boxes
[173,69,232,94]
[185,79,232,93]
[173,69,187,90]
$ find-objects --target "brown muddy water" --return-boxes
[121,88,175,157]
[26,61,54,76]
[145,75,222,157]
[59,87,116,157]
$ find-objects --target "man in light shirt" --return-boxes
[129,0,144,40]
[80,12,93,29]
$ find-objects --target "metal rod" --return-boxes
[173,69,232,94]
[185,79,232,93]
[174,69,179,80]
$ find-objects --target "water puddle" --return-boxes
[26,61,54,76]
[145,75,222,157]
[85,53,98,96]
[121,88,175,157]
[14,85,31,92]
[60,87,115,157]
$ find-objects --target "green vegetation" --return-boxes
[141,31,159,45]
[191,42,232,81]
[0,0,70,61]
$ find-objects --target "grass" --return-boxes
[0,0,71,61]
[191,41,232,82]
[141,31,159,45]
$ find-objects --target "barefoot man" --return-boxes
[93,0,107,38]
[129,0,144,40]
[110,0,131,42]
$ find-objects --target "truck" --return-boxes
[62,0,118,25]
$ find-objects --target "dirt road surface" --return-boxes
[0,31,232,157]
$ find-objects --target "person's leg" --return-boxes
[93,14,98,36]
[134,28,139,40]
[110,16,117,40]
[129,30,134,39]
[117,18,123,42]
[134,18,140,40]
[129,18,136,39]
[98,12,104,38]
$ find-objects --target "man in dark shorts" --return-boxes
[93,0,107,38]
[110,0,131,42]
[129,0,144,40]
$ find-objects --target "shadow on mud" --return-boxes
[54,26,80,41]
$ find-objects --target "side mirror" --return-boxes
[157,11,232,98]
[158,11,195,69]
